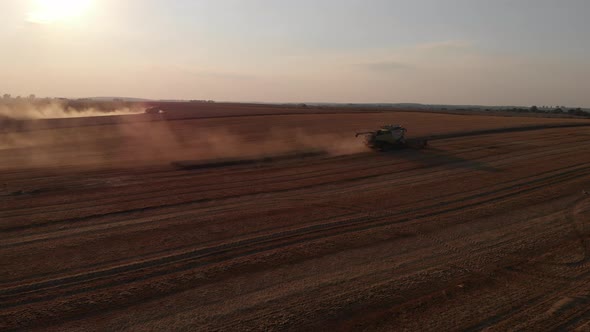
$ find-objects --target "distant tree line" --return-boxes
[477,105,589,118]
[529,105,588,117]
[189,99,215,103]
[2,94,37,100]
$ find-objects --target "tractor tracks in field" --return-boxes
[298,138,590,201]
[419,122,590,142]
[564,197,590,267]
[4,158,590,294]
[0,133,587,280]
[0,126,578,225]
[445,194,590,331]
[3,157,586,287]
[2,136,589,249]
[2,131,588,238]
[0,153,407,227]
[139,196,587,332]
[2,132,590,330]
[319,194,590,331]
[1,156,589,314]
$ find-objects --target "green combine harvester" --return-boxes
[356,125,428,151]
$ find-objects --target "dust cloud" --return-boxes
[0,99,142,120]
[117,121,368,165]
[0,117,368,170]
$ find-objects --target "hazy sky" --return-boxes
[1,0,589,106]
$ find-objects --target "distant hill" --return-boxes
[60,98,590,113]
[291,102,589,113]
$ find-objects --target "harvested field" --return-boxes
[2,106,590,331]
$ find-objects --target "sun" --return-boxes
[27,0,93,24]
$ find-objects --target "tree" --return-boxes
[29,94,36,100]
[530,105,539,112]
[2,94,10,99]
[568,108,587,117]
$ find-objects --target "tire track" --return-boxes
[2,162,589,310]
[6,147,587,288]
[2,125,582,221]
[3,123,590,330]
[3,153,588,278]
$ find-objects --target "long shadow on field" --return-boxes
[392,147,500,173]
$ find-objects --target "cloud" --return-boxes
[350,40,474,75]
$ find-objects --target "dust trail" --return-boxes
[0,117,368,170]
[183,127,368,161]
[292,128,368,156]
[114,122,369,167]
[0,99,143,120]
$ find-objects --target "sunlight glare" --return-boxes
[27,0,93,24]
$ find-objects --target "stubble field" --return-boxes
[2,105,590,331]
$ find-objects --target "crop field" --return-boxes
[2,106,590,331]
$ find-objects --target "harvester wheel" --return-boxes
[372,141,386,151]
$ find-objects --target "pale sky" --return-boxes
[1,0,589,106]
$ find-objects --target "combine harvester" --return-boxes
[356,124,428,151]
[356,122,590,152]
